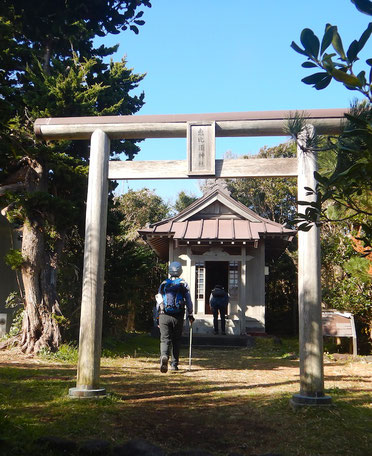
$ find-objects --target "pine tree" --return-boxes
[0,0,151,353]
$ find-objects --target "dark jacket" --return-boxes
[209,287,229,310]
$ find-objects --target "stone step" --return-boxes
[181,334,255,347]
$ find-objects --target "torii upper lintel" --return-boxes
[34,108,347,140]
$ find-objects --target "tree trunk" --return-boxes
[20,221,62,354]
[18,158,62,354]
[126,299,136,332]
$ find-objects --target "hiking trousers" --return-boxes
[212,305,226,334]
[159,312,185,367]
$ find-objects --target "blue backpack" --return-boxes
[160,278,186,315]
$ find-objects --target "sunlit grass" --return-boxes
[0,334,371,456]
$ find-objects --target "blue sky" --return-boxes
[97,0,371,205]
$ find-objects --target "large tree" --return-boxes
[0,0,151,353]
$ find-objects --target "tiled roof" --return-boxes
[139,218,295,241]
[138,187,296,260]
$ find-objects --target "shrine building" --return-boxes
[139,186,296,335]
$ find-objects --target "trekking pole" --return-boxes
[188,320,193,371]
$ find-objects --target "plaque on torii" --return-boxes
[187,121,216,176]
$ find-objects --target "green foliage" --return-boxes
[344,255,371,282]
[0,1,152,351]
[291,5,372,252]
[103,189,170,335]
[174,191,198,213]
[291,20,372,99]
[265,251,298,336]
[250,336,299,358]
[2,292,24,338]
[226,143,298,226]
[4,249,24,270]
[113,189,169,241]
[38,342,79,363]
[320,222,372,353]
[5,291,22,309]
[101,333,159,358]
[224,143,298,335]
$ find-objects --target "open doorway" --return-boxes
[205,261,229,314]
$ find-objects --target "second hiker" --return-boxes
[209,285,229,335]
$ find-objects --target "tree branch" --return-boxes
[0,182,26,196]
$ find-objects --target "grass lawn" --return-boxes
[0,335,371,456]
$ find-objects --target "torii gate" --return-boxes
[35,108,346,406]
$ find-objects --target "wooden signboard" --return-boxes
[322,311,357,356]
[187,121,215,176]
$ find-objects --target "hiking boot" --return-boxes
[170,365,179,372]
[160,355,168,373]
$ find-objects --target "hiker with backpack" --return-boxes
[209,285,229,335]
[156,261,194,373]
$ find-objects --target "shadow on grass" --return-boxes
[1,373,371,456]
[0,349,371,456]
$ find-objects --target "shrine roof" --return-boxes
[139,218,294,241]
[138,187,296,260]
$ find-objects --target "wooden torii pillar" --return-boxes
[34,109,345,404]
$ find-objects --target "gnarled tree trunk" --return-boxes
[20,220,62,354]
[19,158,62,354]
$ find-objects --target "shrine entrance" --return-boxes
[205,261,228,314]
[34,108,347,406]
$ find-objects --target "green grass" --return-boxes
[101,333,159,358]
[0,334,371,456]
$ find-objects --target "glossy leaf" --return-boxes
[301,72,329,85]
[332,69,363,87]
[357,70,367,86]
[300,28,320,58]
[298,223,313,232]
[332,29,346,60]
[347,40,360,63]
[314,75,332,90]
[352,0,372,15]
[321,24,336,54]
[358,22,372,51]
[314,171,329,185]
[290,41,309,57]
[321,53,336,72]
